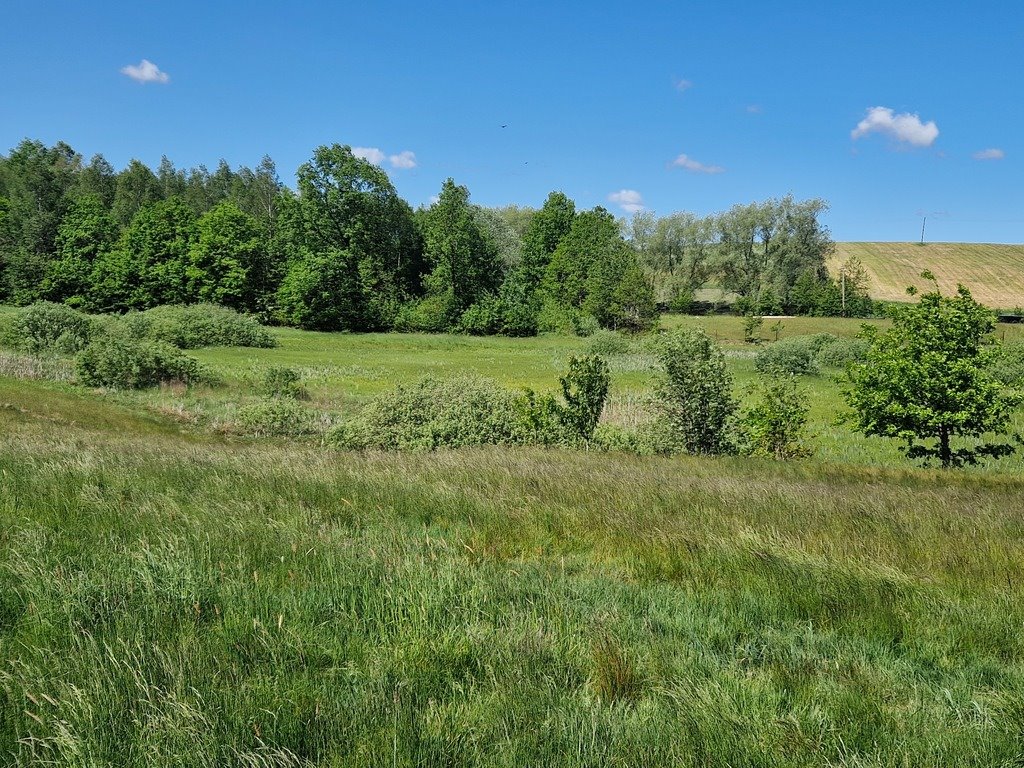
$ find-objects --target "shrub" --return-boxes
[121,304,276,349]
[989,342,1024,387]
[740,374,812,459]
[392,294,453,333]
[258,366,307,399]
[814,336,869,369]
[754,334,840,375]
[331,375,529,451]
[585,330,631,356]
[77,335,209,389]
[591,423,656,455]
[235,398,317,437]
[654,327,738,455]
[557,355,610,442]
[457,296,503,335]
[2,302,98,355]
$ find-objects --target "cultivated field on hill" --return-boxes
[831,242,1024,309]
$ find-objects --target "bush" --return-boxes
[2,302,98,355]
[654,327,738,455]
[457,296,503,335]
[740,374,812,459]
[392,294,454,333]
[754,334,840,375]
[77,335,209,389]
[258,366,307,399]
[121,304,276,349]
[557,355,610,442]
[989,342,1024,387]
[331,375,529,451]
[814,336,869,369]
[536,298,598,337]
[585,330,631,356]
[235,398,318,437]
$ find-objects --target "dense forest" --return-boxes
[0,139,870,335]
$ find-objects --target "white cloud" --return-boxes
[389,151,417,169]
[850,106,938,147]
[973,148,1005,161]
[120,59,170,84]
[674,78,693,92]
[671,153,725,174]
[352,147,386,165]
[746,104,762,114]
[608,189,644,214]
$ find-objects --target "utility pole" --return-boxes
[920,216,927,245]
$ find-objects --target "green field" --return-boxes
[831,242,1024,309]
[4,318,1024,765]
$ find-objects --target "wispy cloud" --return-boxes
[389,151,417,169]
[746,104,762,114]
[352,147,386,165]
[674,77,693,92]
[120,59,170,84]
[671,153,725,174]
[851,106,938,147]
[608,189,645,214]
[973,148,1005,161]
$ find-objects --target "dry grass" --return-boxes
[831,242,1024,308]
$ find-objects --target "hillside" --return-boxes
[830,242,1024,309]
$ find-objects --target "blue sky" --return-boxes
[2,0,1021,242]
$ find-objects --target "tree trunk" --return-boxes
[939,424,952,468]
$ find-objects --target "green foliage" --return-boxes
[257,365,307,400]
[187,201,266,311]
[521,191,575,289]
[235,397,317,436]
[742,314,763,344]
[755,333,853,375]
[2,301,98,354]
[121,304,275,349]
[275,247,367,331]
[845,280,1019,467]
[92,197,198,311]
[76,334,209,389]
[275,144,424,331]
[392,293,455,334]
[741,373,813,459]
[557,355,610,442]
[989,341,1024,387]
[421,178,503,323]
[814,335,869,369]
[333,375,528,450]
[585,329,631,356]
[41,194,116,307]
[654,327,738,455]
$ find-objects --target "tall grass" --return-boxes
[2,378,1024,765]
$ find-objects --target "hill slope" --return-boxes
[830,242,1024,308]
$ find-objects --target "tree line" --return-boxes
[0,139,865,335]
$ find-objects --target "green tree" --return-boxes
[277,144,423,330]
[111,159,163,228]
[845,276,1019,468]
[188,201,266,311]
[654,327,738,455]
[545,206,620,309]
[93,197,197,310]
[421,178,502,324]
[0,139,81,303]
[41,194,116,307]
[741,374,812,459]
[521,191,575,289]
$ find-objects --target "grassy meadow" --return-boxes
[3,311,1024,765]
